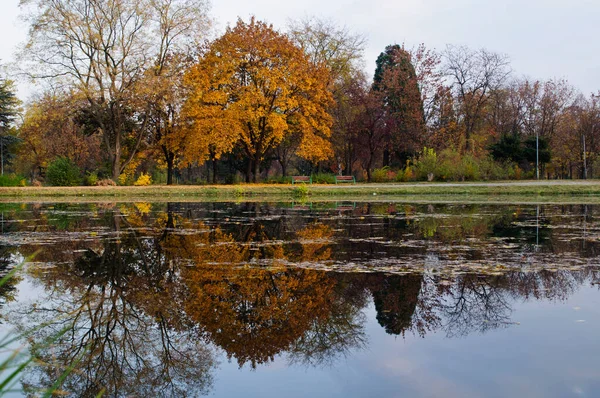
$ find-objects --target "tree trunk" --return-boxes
[162,144,175,185]
[246,158,252,183]
[253,154,260,183]
[212,157,217,184]
[346,147,353,176]
[166,155,174,185]
[279,159,287,178]
[112,154,120,182]
[367,153,373,182]
[465,131,472,152]
[112,132,121,181]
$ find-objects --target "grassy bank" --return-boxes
[1,180,600,200]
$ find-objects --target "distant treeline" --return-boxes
[0,0,598,186]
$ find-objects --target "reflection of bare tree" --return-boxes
[331,267,598,340]
[287,292,367,367]
[438,275,513,337]
[433,268,597,338]
[14,212,216,397]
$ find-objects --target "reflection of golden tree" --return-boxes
[177,222,338,368]
[292,223,334,263]
[185,266,334,368]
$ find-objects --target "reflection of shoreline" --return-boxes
[4,197,600,205]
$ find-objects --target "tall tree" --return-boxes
[356,85,388,182]
[444,45,511,151]
[288,17,366,86]
[141,0,210,185]
[19,0,209,182]
[288,17,366,176]
[373,45,425,166]
[182,18,333,182]
[0,78,21,175]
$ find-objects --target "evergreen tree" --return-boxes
[0,79,21,175]
[373,45,425,166]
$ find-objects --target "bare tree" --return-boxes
[444,45,511,151]
[18,0,209,181]
[287,16,366,86]
[287,17,366,176]
[141,0,210,184]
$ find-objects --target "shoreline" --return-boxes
[0,180,600,203]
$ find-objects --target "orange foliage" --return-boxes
[162,220,336,367]
[182,18,334,180]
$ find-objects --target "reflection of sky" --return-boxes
[211,287,600,398]
[0,273,48,398]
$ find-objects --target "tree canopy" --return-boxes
[182,18,333,182]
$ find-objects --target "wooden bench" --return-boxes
[291,175,312,185]
[335,175,356,184]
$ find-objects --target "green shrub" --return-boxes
[264,176,289,184]
[371,166,395,182]
[46,157,81,186]
[312,173,336,184]
[479,157,512,180]
[0,174,27,187]
[411,147,518,182]
[84,171,98,186]
[414,147,438,181]
[396,166,416,182]
[460,153,481,181]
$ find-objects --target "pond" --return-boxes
[0,201,599,397]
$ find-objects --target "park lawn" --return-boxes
[1,181,600,201]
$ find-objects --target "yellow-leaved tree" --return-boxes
[182,18,334,182]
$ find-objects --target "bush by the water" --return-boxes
[46,158,81,186]
[411,147,519,182]
[0,174,27,187]
[84,171,98,186]
[312,173,336,184]
[133,173,152,186]
[372,166,396,182]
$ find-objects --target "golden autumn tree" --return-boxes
[183,18,334,182]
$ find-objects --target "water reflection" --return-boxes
[1,202,599,396]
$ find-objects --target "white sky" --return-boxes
[1,0,599,102]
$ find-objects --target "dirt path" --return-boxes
[318,180,600,188]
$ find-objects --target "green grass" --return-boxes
[1,181,600,201]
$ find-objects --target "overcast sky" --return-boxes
[1,0,599,102]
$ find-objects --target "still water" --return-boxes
[0,201,599,397]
